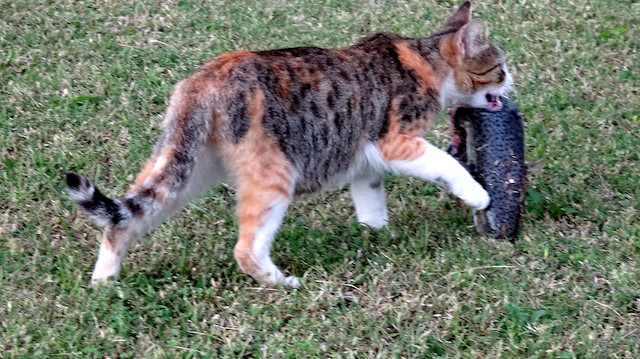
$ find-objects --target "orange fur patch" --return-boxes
[270,63,292,97]
[395,41,442,92]
[127,147,175,197]
[127,156,157,195]
[202,51,255,74]
[296,61,325,91]
[401,120,431,136]
[378,134,426,162]
[226,88,295,277]
[102,227,125,252]
[331,49,352,61]
[377,98,427,162]
[440,28,465,67]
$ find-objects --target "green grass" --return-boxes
[1,0,639,357]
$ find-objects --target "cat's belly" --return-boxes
[292,142,385,195]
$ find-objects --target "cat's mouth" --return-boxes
[448,93,501,159]
[451,94,503,112]
[485,93,503,111]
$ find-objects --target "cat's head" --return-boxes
[438,2,513,111]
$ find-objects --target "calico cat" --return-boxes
[66,2,513,288]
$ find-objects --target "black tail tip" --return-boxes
[66,172,82,190]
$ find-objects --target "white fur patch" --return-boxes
[350,171,388,229]
[441,73,458,108]
[387,139,490,210]
[91,242,124,285]
[250,200,299,287]
[67,175,95,203]
[362,142,388,173]
[152,155,168,174]
[442,64,515,110]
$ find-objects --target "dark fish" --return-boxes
[448,97,526,240]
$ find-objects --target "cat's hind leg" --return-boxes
[69,145,224,286]
[224,86,300,287]
[233,174,298,288]
[378,136,490,210]
[350,170,388,229]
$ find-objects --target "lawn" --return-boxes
[1,0,639,357]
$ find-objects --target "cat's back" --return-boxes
[174,34,410,192]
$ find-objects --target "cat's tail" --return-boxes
[66,173,143,227]
[66,79,216,228]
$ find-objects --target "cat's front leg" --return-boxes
[379,136,490,210]
[350,170,388,229]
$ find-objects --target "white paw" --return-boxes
[359,216,389,230]
[283,276,300,288]
[260,268,300,288]
[90,276,116,288]
[457,181,491,210]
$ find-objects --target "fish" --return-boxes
[448,96,526,240]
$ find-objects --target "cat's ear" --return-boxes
[441,20,484,65]
[459,20,485,57]
[442,1,472,31]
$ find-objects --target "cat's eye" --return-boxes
[470,63,501,76]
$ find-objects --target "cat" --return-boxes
[66,1,513,288]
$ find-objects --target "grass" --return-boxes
[1,0,639,357]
